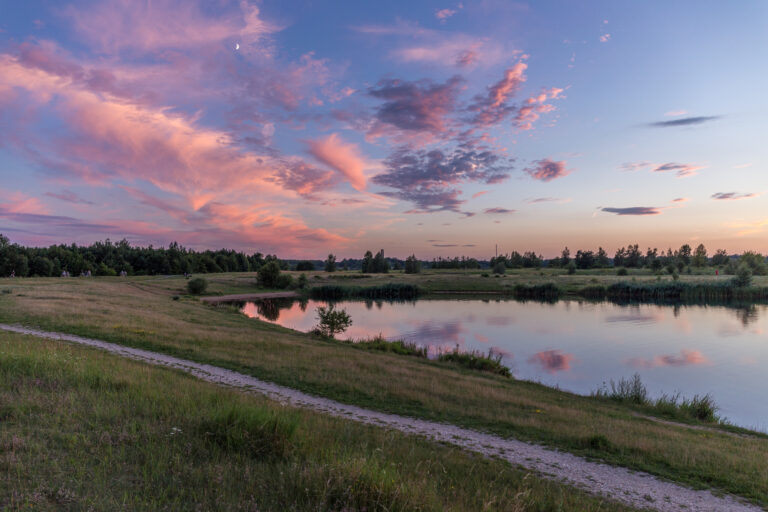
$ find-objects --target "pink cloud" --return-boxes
[524,159,570,182]
[306,134,368,191]
[652,162,703,178]
[63,0,277,54]
[529,350,575,374]
[671,197,689,203]
[599,33,611,43]
[435,8,458,21]
[664,110,688,116]
[626,349,709,369]
[471,190,490,199]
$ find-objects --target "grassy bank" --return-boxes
[0,275,767,506]
[308,283,420,300]
[0,331,636,511]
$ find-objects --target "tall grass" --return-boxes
[309,283,420,300]
[349,334,428,358]
[512,282,561,300]
[437,346,512,377]
[593,373,719,423]
[578,281,768,302]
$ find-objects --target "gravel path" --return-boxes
[1,323,762,512]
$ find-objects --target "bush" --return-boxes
[566,261,576,275]
[297,273,308,289]
[314,304,352,338]
[352,335,427,358]
[616,267,628,276]
[594,373,647,405]
[186,278,208,295]
[732,263,753,287]
[275,273,294,289]
[492,261,506,275]
[257,261,281,288]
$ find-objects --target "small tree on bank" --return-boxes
[324,254,336,272]
[315,304,352,338]
[257,261,281,288]
[404,255,421,274]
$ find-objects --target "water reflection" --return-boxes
[626,349,709,369]
[528,350,575,374]
[241,298,768,430]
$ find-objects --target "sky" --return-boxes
[0,0,766,259]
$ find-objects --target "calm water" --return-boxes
[242,298,768,431]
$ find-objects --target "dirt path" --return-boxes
[0,323,762,512]
[199,291,299,303]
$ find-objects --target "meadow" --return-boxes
[0,270,767,507]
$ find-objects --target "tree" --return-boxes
[295,260,315,271]
[361,251,373,273]
[678,244,692,266]
[372,249,389,273]
[314,304,352,338]
[30,256,54,277]
[596,247,610,268]
[492,261,506,274]
[560,247,571,267]
[297,273,308,289]
[692,244,707,267]
[711,249,729,267]
[257,261,281,288]
[404,255,421,274]
[324,254,336,272]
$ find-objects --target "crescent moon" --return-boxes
[235,43,240,50]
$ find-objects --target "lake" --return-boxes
[241,298,768,431]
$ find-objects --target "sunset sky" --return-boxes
[1,1,766,258]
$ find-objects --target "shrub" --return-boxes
[186,278,208,295]
[297,273,308,289]
[352,335,427,358]
[314,304,352,338]
[275,273,294,289]
[732,263,753,287]
[295,260,315,271]
[492,262,506,275]
[680,394,718,422]
[257,261,281,288]
[616,267,628,276]
[566,261,576,275]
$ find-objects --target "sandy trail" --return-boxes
[0,323,762,512]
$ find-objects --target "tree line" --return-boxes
[0,235,277,277]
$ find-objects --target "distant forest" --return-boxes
[0,234,765,277]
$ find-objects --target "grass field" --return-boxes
[0,271,767,506]
[0,330,639,511]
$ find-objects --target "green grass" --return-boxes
[308,283,421,300]
[437,347,512,377]
[0,275,767,506]
[345,335,428,358]
[0,330,637,511]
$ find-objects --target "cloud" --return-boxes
[524,159,569,182]
[648,116,720,128]
[368,75,463,140]
[621,161,703,178]
[671,197,689,203]
[664,110,688,116]
[652,162,703,177]
[526,197,568,204]
[484,207,515,214]
[599,33,611,43]
[435,8,458,21]
[63,0,277,54]
[433,243,458,247]
[602,207,662,216]
[467,57,527,126]
[267,161,336,199]
[44,190,95,205]
[620,161,652,172]
[305,133,368,191]
[711,192,757,201]
[373,147,511,213]
[471,190,490,199]
[626,349,709,369]
[528,350,574,374]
